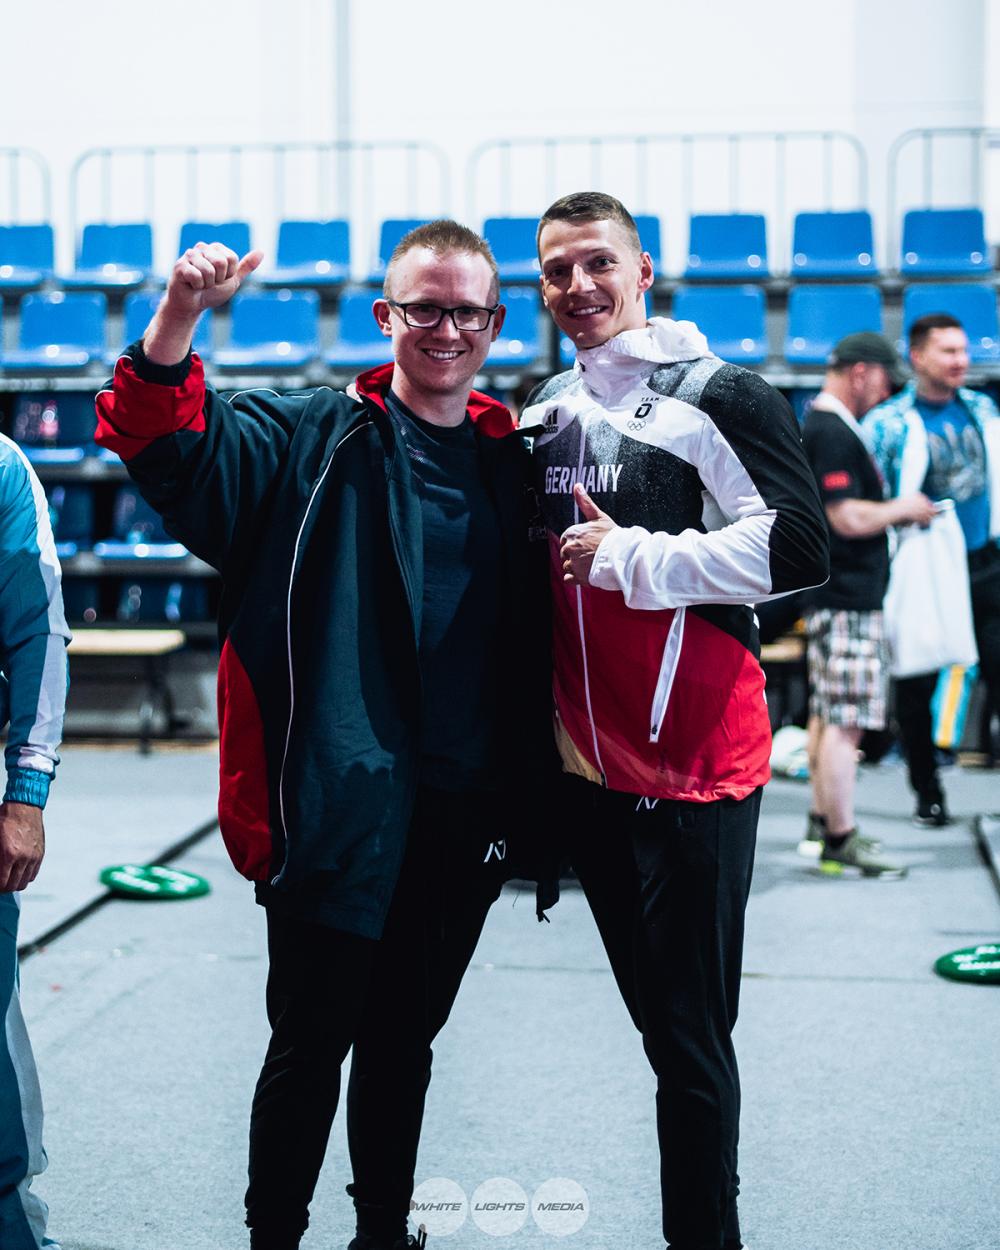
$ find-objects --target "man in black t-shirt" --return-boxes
[800,333,936,876]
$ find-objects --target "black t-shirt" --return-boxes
[801,404,889,611]
[385,389,503,792]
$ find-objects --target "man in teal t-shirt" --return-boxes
[865,313,1000,823]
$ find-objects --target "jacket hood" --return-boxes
[351,362,514,438]
[575,317,713,404]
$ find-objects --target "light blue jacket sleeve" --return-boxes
[0,437,70,808]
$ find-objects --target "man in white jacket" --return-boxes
[521,192,828,1250]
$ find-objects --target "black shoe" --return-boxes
[348,1232,426,1250]
[914,791,951,826]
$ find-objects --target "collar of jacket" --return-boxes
[573,316,712,404]
[885,379,990,429]
[349,361,515,438]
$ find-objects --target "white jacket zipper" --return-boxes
[648,607,686,743]
[574,413,607,783]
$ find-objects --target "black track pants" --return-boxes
[244,788,506,1249]
[565,777,759,1250]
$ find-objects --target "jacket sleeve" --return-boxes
[589,368,829,609]
[95,345,319,575]
[0,446,70,808]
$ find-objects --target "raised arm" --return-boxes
[96,243,316,575]
[145,241,263,364]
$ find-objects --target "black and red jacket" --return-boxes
[96,347,552,937]
[521,319,828,802]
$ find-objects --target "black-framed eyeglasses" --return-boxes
[386,299,499,332]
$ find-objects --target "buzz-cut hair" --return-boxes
[536,192,642,256]
[909,312,964,352]
[383,219,499,303]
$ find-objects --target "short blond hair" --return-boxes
[383,219,500,303]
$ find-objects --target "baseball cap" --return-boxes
[828,331,906,387]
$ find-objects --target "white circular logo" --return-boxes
[410,1176,468,1236]
[531,1177,590,1236]
[470,1177,529,1236]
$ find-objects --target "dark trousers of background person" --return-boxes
[564,776,760,1250]
[244,788,507,1250]
[896,547,1000,794]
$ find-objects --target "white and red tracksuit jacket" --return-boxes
[521,318,829,802]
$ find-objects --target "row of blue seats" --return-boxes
[2,280,998,379]
[47,483,187,558]
[63,577,209,625]
[0,288,541,371]
[46,482,210,620]
[0,207,994,291]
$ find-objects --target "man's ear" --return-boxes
[491,303,507,341]
[638,250,655,294]
[372,298,393,339]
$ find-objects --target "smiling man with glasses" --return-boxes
[95,219,555,1250]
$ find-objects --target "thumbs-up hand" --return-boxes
[170,242,264,314]
[144,242,265,366]
[559,483,616,585]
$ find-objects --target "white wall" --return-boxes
[0,0,993,273]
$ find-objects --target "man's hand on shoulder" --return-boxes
[559,485,616,585]
[0,801,45,893]
[144,242,264,366]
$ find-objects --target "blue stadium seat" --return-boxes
[1,292,106,371]
[671,285,767,365]
[178,220,252,261]
[785,284,882,365]
[0,224,55,291]
[633,215,664,272]
[901,283,1000,363]
[324,291,391,370]
[791,211,877,278]
[47,485,94,558]
[483,218,540,281]
[61,578,101,624]
[117,578,209,623]
[63,223,153,290]
[262,220,351,287]
[110,292,213,366]
[93,487,187,559]
[900,208,991,277]
[488,288,540,366]
[213,289,319,370]
[558,292,654,368]
[368,219,431,282]
[11,393,98,463]
[685,214,769,279]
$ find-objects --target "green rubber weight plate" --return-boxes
[934,944,1000,984]
[99,864,211,900]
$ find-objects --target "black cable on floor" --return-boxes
[16,815,220,962]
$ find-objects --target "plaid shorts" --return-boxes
[805,608,888,729]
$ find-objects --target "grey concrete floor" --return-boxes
[15,746,1000,1250]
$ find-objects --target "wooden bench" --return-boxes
[68,629,187,753]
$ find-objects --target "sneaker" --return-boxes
[348,1233,427,1250]
[796,812,825,858]
[798,813,881,857]
[819,832,907,878]
[914,791,951,827]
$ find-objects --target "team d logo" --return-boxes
[628,400,653,431]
